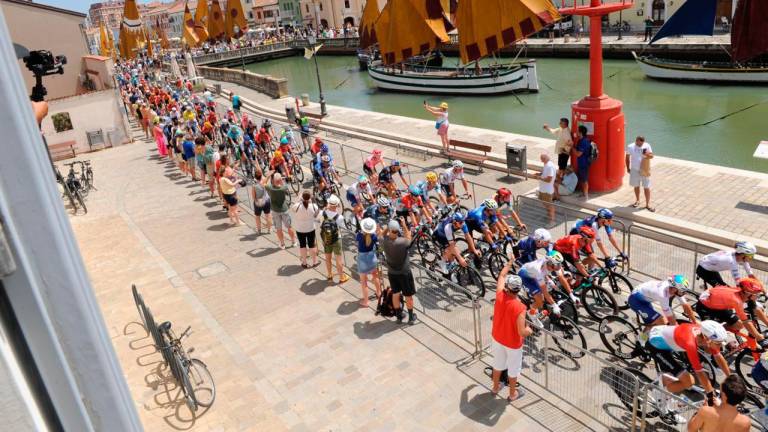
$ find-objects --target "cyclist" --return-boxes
[261,118,275,138]
[553,226,598,287]
[226,123,245,162]
[439,161,470,204]
[646,320,730,420]
[518,251,571,328]
[422,172,446,207]
[346,175,374,218]
[695,277,768,345]
[432,213,480,274]
[465,199,506,246]
[298,114,311,150]
[312,143,334,180]
[628,275,697,338]
[310,137,324,158]
[316,155,341,197]
[491,187,526,238]
[397,185,431,227]
[412,178,441,217]
[377,160,409,197]
[277,135,297,173]
[269,150,290,179]
[513,228,553,266]
[696,241,757,287]
[364,196,395,229]
[569,208,625,260]
[363,148,385,183]
[256,127,272,149]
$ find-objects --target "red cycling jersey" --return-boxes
[651,324,720,373]
[699,286,748,321]
[553,235,593,261]
[400,194,423,210]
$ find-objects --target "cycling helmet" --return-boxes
[597,208,614,220]
[505,275,523,292]
[327,195,341,206]
[260,128,266,134]
[273,150,283,159]
[425,172,438,182]
[735,241,757,256]
[415,180,427,191]
[738,277,764,294]
[483,199,499,210]
[700,320,728,343]
[452,160,464,169]
[533,228,552,243]
[321,155,331,163]
[373,149,383,156]
[409,185,422,196]
[546,251,564,267]
[496,187,512,203]
[668,274,690,291]
[578,226,596,240]
[451,212,465,224]
[391,160,401,167]
[280,136,289,145]
[377,196,390,207]
[358,175,369,184]
[320,143,329,153]
[221,118,229,124]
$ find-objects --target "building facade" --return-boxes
[277,0,300,27]
[299,0,365,30]
[88,1,124,30]
[253,0,280,28]
[574,0,736,33]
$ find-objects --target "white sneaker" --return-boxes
[529,313,543,329]
[438,260,448,274]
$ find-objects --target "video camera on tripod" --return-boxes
[22,50,67,102]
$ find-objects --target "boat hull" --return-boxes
[633,52,768,83]
[367,61,539,95]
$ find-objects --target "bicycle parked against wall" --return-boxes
[56,164,87,214]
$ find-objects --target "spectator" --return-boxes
[380,218,416,324]
[688,375,750,432]
[266,173,297,249]
[543,118,573,179]
[291,190,320,269]
[152,117,168,157]
[423,101,450,153]
[194,137,206,187]
[285,97,297,126]
[252,169,272,233]
[317,195,349,283]
[218,166,243,226]
[182,132,197,180]
[231,93,242,120]
[533,152,556,226]
[574,125,592,200]
[356,218,382,307]
[625,136,655,212]
[554,166,578,200]
[644,16,655,42]
[490,261,532,402]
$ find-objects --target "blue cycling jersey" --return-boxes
[516,236,553,265]
[314,152,334,173]
[466,205,498,225]
[434,219,468,241]
[574,216,613,235]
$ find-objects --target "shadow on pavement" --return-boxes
[277,264,303,277]
[336,300,361,316]
[247,246,279,258]
[207,222,232,231]
[203,201,220,208]
[205,210,228,221]
[352,319,399,339]
[239,232,258,242]
[459,384,507,427]
[300,278,329,296]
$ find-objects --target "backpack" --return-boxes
[203,145,215,165]
[588,141,599,164]
[376,287,397,317]
[320,211,340,246]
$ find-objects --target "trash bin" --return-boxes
[506,143,527,177]
[300,93,310,106]
[213,83,222,94]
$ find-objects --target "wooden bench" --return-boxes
[446,139,492,172]
[49,141,76,161]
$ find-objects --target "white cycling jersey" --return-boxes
[632,280,687,316]
[347,182,372,201]
[699,250,752,280]
[439,167,464,185]
[520,258,549,283]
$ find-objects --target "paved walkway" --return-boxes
[67,122,584,430]
[207,79,768,250]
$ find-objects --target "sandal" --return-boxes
[630,201,640,208]
[507,388,526,402]
[646,206,656,212]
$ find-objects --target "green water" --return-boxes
[246,56,768,173]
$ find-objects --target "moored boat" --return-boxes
[632,53,768,83]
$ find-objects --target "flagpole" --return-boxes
[308,36,327,116]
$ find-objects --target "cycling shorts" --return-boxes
[440,183,453,196]
[628,291,662,325]
[363,164,374,176]
[346,190,359,206]
[518,268,542,296]
[433,233,449,248]
[694,301,739,327]
[647,344,687,378]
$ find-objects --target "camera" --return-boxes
[23,50,67,76]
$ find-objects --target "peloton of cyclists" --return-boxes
[378,160,409,197]
[553,226,598,288]
[696,241,757,288]
[439,161,471,204]
[513,228,553,266]
[694,277,768,347]
[518,251,572,328]
[628,275,698,339]
[346,175,374,218]
[432,212,480,275]
[570,208,626,260]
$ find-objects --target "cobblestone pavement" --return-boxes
[66,123,589,430]
[207,80,768,245]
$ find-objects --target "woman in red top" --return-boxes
[491,261,533,401]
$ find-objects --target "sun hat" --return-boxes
[360,218,377,234]
[440,102,448,109]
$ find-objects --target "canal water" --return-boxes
[246,56,768,173]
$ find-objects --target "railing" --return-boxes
[192,41,294,65]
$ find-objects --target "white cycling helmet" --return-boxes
[700,320,728,343]
[327,195,341,206]
[735,241,757,256]
[533,228,551,243]
[452,160,464,169]
[483,199,499,210]
[505,275,523,292]
[545,251,564,267]
[377,196,390,207]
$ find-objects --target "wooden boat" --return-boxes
[634,0,768,83]
[364,0,561,96]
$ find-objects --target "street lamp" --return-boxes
[308,35,327,116]
[617,9,623,40]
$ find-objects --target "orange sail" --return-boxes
[455,0,560,63]
[117,0,142,58]
[193,0,210,42]
[375,0,450,65]
[209,0,227,40]
[224,0,248,39]
[182,1,200,47]
[359,0,380,49]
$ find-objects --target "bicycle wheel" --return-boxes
[599,315,640,360]
[581,284,618,321]
[293,159,304,183]
[454,265,486,299]
[341,209,356,230]
[550,290,578,324]
[735,348,759,390]
[61,181,77,213]
[73,189,87,214]
[599,272,633,310]
[79,176,90,196]
[187,358,216,408]
[414,230,433,257]
[547,316,586,359]
[177,355,197,412]
[488,251,508,282]
[289,175,300,193]
[86,170,94,188]
[418,239,439,265]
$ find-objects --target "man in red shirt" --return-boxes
[491,261,533,401]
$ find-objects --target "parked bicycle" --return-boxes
[56,164,87,214]
[158,321,216,413]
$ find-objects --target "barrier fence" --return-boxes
[211,96,768,431]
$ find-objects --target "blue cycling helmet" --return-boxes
[320,143,329,153]
[391,160,401,167]
[451,213,465,224]
[409,185,422,196]
[597,208,614,220]
[280,136,289,145]
[415,180,427,191]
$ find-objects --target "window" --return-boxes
[652,0,665,22]
[344,0,350,8]
[264,10,272,18]
[305,4,309,13]
[248,11,253,19]
[319,3,323,11]
[257,11,262,19]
